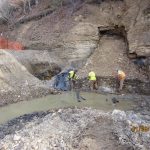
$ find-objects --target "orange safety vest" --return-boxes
[118,70,126,80]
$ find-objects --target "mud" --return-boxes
[75,77,150,95]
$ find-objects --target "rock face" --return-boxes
[1,0,149,72]
[0,50,52,106]
[1,0,150,58]
[0,2,149,76]
[62,22,99,61]
[122,0,150,57]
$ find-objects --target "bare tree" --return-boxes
[23,0,39,13]
[0,0,10,22]
[10,0,40,15]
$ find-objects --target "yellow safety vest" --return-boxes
[68,71,78,80]
[88,71,96,81]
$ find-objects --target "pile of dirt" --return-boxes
[0,50,58,107]
[0,108,149,150]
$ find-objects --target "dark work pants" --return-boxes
[69,80,76,91]
[75,89,86,101]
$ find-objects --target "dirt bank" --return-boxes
[0,0,150,107]
[0,50,59,107]
[0,1,149,149]
[0,49,149,107]
[81,76,150,95]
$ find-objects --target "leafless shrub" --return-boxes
[0,0,10,22]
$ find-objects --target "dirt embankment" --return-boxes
[0,1,149,149]
[0,50,59,107]
[1,0,149,78]
[0,0,150,105]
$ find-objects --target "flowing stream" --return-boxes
[0,92,136,124]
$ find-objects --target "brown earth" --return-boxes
[1,0,149,76]
[0,0,149,106]
[0,50,59,107]
[0,2,149,149]
[78,35,147,80]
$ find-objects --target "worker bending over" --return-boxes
[117,70,126,91]
[88,71,97,90]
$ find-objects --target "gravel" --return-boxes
[0,108,149,150]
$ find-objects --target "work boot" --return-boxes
[77,99,81,102]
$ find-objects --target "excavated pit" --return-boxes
[30,62,61,80]
[0,1,150,149]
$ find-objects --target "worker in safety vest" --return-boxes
[117,70,126,91]
[68,69,78,90]
[68,70,86,101]
[74,79,86,102]
[88,71,97,90]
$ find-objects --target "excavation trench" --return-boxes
[30,62,61,80]
[0,90,149,150]
[0,1,150,149]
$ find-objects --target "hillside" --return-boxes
[0,0,149,75]
[0,1,150,150]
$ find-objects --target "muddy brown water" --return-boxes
[0,92,136,124]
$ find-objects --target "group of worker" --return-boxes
[68,69,126,92]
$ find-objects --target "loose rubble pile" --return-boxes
[0,108,149,150]
[0,50,58,106]
[112,110,150,150]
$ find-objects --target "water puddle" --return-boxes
[0,92,136,124]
